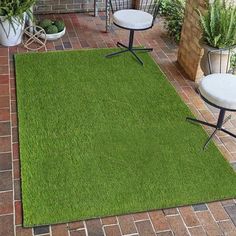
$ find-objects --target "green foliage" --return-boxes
[159,0,170,16]
[0,0,35,19]
[39,19,52,29]
[54,20,65,32]
[0,0,35,37]
[38,19,65,34]
[0,8,5,16]
[46,25,58,34]
[159,0,186,43]
[230,53,236,72]
[198,0,236,48]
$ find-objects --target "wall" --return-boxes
[177,0,207,81]
[34,0,105,14]
[34,0,142,15]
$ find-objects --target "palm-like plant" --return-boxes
[0,0,35,37]
[198,0,236,49]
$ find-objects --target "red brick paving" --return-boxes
[68,221,84,230]
[207,202,229,222]
[0,191,13,215]
[0,215,14,236]
[218,220,236,235]
[70,230,87,236]
[178,207,200,227]
[149,210,170,232]
[0,12,236,236]
[196,211,223,236]
[166,215,189,236]
[0,152,12,171]
[104,225,122,236]
[51,224,69,236]
[136,220,156,236]
[118,215,137,235]
[188,226,206,236]
[101,217,117,225]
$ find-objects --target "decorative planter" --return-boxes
[0,13,26,47]
[200,43,235,75]
[38,27,66,41]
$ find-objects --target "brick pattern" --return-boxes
[34,0,105,14]
[177,0,207,81]
[0,12,236,236]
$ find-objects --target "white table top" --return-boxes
[199,73,236,110]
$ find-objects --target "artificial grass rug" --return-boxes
[15,49,236,227]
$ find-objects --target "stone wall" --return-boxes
[177,0,207,81]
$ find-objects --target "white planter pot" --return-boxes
[38,27,66,41]
[0,13,26,47]
[200,44,232,75]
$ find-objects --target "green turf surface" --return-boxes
[15,49,236,227]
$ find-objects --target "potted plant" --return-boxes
[0,0,35,47]
[198,0,236,75]
[37,19,66,41]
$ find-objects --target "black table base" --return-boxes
[186,95,236,150]
[106,29,153,65]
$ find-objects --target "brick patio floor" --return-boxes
[0,13,236,236]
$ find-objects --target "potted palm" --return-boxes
[0,0,35,47]
[198,0,236,75]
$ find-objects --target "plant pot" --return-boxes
[0,13,26,47]
[38,27,66,41]
[200,44,232,75]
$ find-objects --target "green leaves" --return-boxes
[0,0,35,37]
[159,0,186,43]
[230,53,236,70]
[198,0,236,48]
[0,0,35,19]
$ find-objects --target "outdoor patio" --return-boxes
[0,11,236,236]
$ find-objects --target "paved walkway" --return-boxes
[0,13,236,236]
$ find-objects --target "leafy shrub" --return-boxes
[0,0,35,37]
[39,19,52,29]
[38,19,65,34]
[159,0,186,43]
[158,0,170,16]
[54,20,65,32]
[198,0,236,48]
[46,25,58,34]
[0,0,35,17]
[0,8,5,16]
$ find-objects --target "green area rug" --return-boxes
[15,49,236,227]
